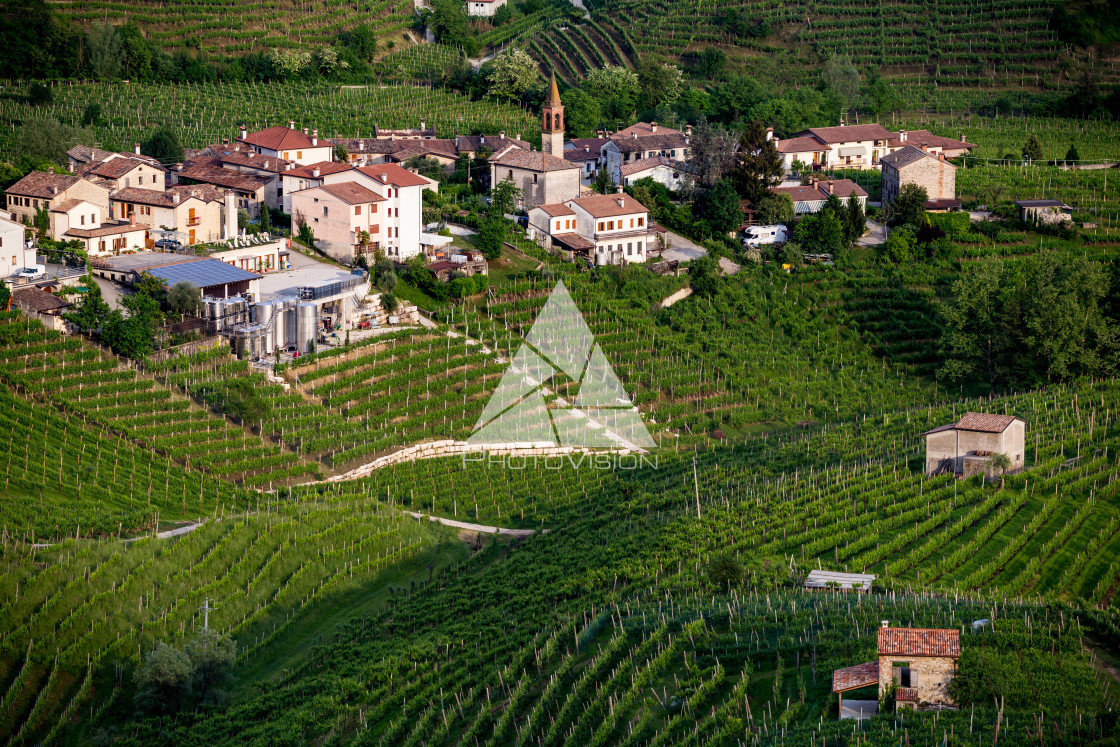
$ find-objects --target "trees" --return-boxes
[15,117,82,170]
[427,0,477,55]
[689,254,721,298]
[166,282,202,315]
[560,88,601,138]
[65,286,111,332]
[989,452,1012,490]
[489,174,522,218]
[346,23,377,62]
[708,552,744,589]
[687,116,737,188]
[184,630,236,706]
[884,183,928,227]
[27,82,53,106]
[1065,143,1081,163]
[753,193,794,226]
[697,47,726,80]
[134,643,193,714]
[333,143,349,163]
[486,49,540,103]
[882,226,916,263]
[221,377,271,424]
[821,55,860,109]
[259,203,271,233]
[582,66,640,120]
[793,210,844,254]
[846,193,866,242]
[697,179,742,236]
[636,60,683,110]
[86,22,122,80]
[709,75,767,124]
[142,125,184,165]
[1022,134,1044,162]
[731,119,782,204]
[477,216,506,260]
[592,167,615,195]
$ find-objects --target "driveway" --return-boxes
[91,275,132,310]
[658,230,740,275]
[858,219,886,247]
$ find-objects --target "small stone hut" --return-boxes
[877,625,960,707]
[921,412,1026,477]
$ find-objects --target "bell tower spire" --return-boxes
[541,71,564,156]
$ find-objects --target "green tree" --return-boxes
[134,643,193,714]
[708,551,744,589]
[592,167,615,195]
[118,22,153,81]
[1065,143,1080,163]
[884,183,928,227]
[583,66,640,120]
[65,285,111,332]
[560,88,601,138]
[333,143,349,163]
[753,193,794,226]
[221,377,272,423]
[80,102,104,127]
[166,281,201,315]
[86,22,122,80]
[1022,134,1044,162]
[27,82,53,106]
[142,125,184,165]
[846,193,866,243]
[820,54,860,108]
[689,254,721,297]
[882,225,916,263]
[687,116,737,188]
[697,47,726,80]
[636,60,683,110]
[346,23,377,62]
[989,452,1012,490]
[863,69,902,118]
[33,205,49,242]
[259,203,271,233]
[731,119,782,203]
[183,630,235,705]
[428,0,473,51]
[793,210,844,254]
[699,179,742,236]
[779,241,804,267]
[489,174,522,218]
[709,75,768,124]
[477,215,506,260]
[486,49,540,102]
[937,259,1007,390]
[15,118,83,170]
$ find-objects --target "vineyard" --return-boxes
[49,0,417,55]
[0,80,540,165]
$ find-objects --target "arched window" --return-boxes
[553,113,561,129]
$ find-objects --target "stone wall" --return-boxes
[925,425,1025,475]
[899,156,956,202]
[878,656,956,705]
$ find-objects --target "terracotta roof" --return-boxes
[49,198,90,214]
[490,146,580,173]
[81,156,166,180]
[615,122,683,138]
[1015,199,1067,208]
[356,163,433,187]
[877,627,960,658]
[925,199,962,210]
[216,150,292,174]
[771,179,867,203]
[551,232,595,251]
[610,132,689,154]
[888,130,976,150]
[535,203,576,217]
[570,193,649,218]
[831,662,879,692]
[12,288,71,313]
[238,125,317,152]
[775,136,827,154]
[65,222,145,238]
[67,145,114,164]
[331,138,403,156]
[798,124,895,144]
[880,145,931,169]
[954,412,1022,433]
[427,260,462,272]
[285,161,353,179]
[454,134,530,154]
[177,164,270,193]
[391,139,458,161]
[620,156,680,177]
[920,422,959,437]
[112,185,220,207]
[6,171,82,198]
[314,182,385,205]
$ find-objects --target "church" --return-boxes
[489,73,581,209]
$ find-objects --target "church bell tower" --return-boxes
[541,71,564,156]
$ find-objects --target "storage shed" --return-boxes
[804,570,875,593]
[922,412,1026,477]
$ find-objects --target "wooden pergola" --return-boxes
[831,661,879,715]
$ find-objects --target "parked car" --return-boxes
[153,238,183,251]
[743,225,789,247]
[15,264,46,280]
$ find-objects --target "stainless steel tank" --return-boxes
[296,302,318,353]
[263,327,275,356]
[284,306,297,346]
[272,307,287,350]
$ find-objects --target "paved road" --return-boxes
[658,230,740,274]
[858,219,886,247]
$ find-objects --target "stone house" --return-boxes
[489,146,581,209]
[467,0,507,16]
[922,412,1026,477]
[75,155,167,192]
[1015,199,1073,226]
[175,162,273,217]
[290,181,386,263]
[110,184,225,245]
[831,625,960,717]
[11,287,72,331]
[620,156,686,191]
[601,122,690,185]
[880,145,956,207]
[775,125,976,172]
[4,171,110,236]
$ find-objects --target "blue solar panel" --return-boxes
[146,259,260,288]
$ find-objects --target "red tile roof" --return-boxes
[177,163,271,193]
[285,161,353,179]
[535,203,576,217]
[832,662,879,692]
[799,124,895,144]
[313,182,386,205]
[775,136,828,154]
[877,628,960,658]
[895,687,920,701]
[489,146,580,173]
[12,288,71,313]
[356,163,432,187]
[888,130,977,150]
[954,412,1022,433]
[771,179,867,203]
[570,193,650,218]
[620,156,679,177]
[6,172,83,198]
[238,126,317,152]
[615,122,683,138]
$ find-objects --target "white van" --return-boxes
[743,225,788,247]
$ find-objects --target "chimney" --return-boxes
[380,173,388,182]
[247,151,255,158]
[480,135,486,144]
[311,129,318,146]
[632,132,638,139]
[839,118,845,127]
[651,122,657,133]
[359,141,365,151]
[224,190,236,239]
[312,166,321,178]
[584,145,590,153]
[899,130,907,143]
[499,131,506,140]
[773,137,780,148]
[616,185,624,196]
[172,192,181,205]
[881,620,889,628]
[938,152,945,161]
[960,133,966,143]
[47,166,54,174]
[239,124,248,139]
[134,143,141,155]
[516,133,521,141]
[809,177,816,187]
[129,209,137,227]
[596,130,604,138]
[264,160,270,169]
[920,144,928,153]
[765,127,774,142]
[49,185,58,195]
[420,119,426,131]
[827,181,834,195]
[686,124,693,137]
[222,138,229,145]
[289,120,295,131]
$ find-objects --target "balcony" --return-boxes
[187,217,201,227]
[592,228,653,242]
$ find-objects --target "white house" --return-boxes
[351,164,435,260]
[775,124,978,171]
[620,156,685,191]
[291,182,387,263]
[0,212,33,277]
[48,199,146,255]
[236,122,334,165]
[280,161,356,213]
[601,122,690,185]
[466,0,507,16]
[529,192,654,266]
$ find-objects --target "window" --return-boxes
[297,151,303,159]
[355,205,361,216]
[553,113,560,129]
[507,170,513,178]
[891,663,912,688]
[566,220,572,229]
[80,215,85,225]
[607,221,614,230]
[284,152,290,159]
[532,174,538,184]
[555,220,561,231]
[637,242,642,252]
[323,206,329,217]
[629,218,634,228]
[627,243,632,253]
[597,222,604,231]
[372,205,377,214]
[638,217,644,227]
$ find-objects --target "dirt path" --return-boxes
[31,520,206,548]
[407,512,540,538]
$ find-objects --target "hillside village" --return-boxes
[1,1,1120,744]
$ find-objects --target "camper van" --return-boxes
[743,225,788,247]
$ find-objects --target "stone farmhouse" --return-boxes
[831,625,960,717]
[1015,199,1073,226]
[774,124,976,171]
[881,145,958,209]
[489,146,581,208]
[770,178,867,215]
[5,171,110,235]
[174,162,273,218]
[922,412,1026,477]
[528,191,655,266]
[563,138,609,180]
[110,184,226,246]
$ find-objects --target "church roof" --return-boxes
[545,72,562,107]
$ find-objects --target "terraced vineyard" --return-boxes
[0,81,540,165]
[49,0,417,55]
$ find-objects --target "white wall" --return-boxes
[0,217,32,276]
